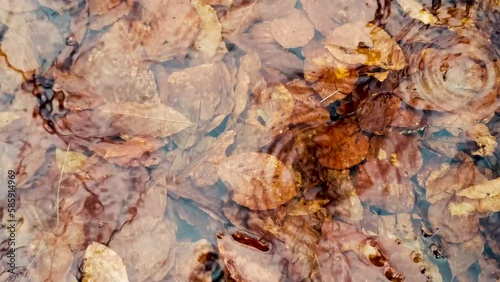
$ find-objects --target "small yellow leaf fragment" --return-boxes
[396,0,438,24]
[192,0,222,57]
[56,148,88,173]
[456,178,500,199]
[0,111,21,129]
[466,124,497,156]
[448,201,476,216]
[83,242,129,282]
[477,194,500,213]
[377,149,388,160]
[288,199,329,216]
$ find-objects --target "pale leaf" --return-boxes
[56,148,88,173]
[98,102,194,138]
[456,177,500,199]
[192,0,222,57]
[216,152,298,210]
[83,242,129,282]
[396,0,438,24]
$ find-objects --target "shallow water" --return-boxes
[0,0,499,281]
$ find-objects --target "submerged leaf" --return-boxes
[324,22,407,70]
[192,0,223,57]
[217,152,298,210]
[98,102,194,138]
[83,242,129,282]
[271,9,315,48]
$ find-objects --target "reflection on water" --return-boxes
[0,0,499,281]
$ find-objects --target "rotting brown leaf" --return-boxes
[216,152,299,210]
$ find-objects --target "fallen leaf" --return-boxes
[109,216,176,282]
[192,0,222,58]
[301,0,378,36]
[324,22,407,70]
[90,137,165,167]
[425,159,487,204]
[83,242,129,282]
[232,52,266,118]
[217,152,298,210]
[98,102,194,138]
[2,15,63,72]
[428,198,479,243]
[271,9,315,48]
[357,93,422,135]
[285,79,331,125]
[314,122,369,170]
[443,234,484,278]
[0,0,38,12]
[89,0,133,30]
[303,45,358,103]
[396,0,438,24]
[170,240,221,282]
[217,230,284,281]
[55,148,88,173]
[466,124,497,156]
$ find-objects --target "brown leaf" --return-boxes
[216,152,298,210]
[357,93,422,135]
[109,216,176,282]
[314,122,369,169]
[443,234,485,278]
[233,52,267,118]
[303,45,358,103]
[355,159,415,213]
[425,158,487,204]
[98,102,194,138]
[271,9,315,48]
[170,240,220,281]
[368,130,423,176]
[428,198,479,243]
[88,0,133,30]
[90,137,166,167]
[285,79,331,125]
[139,0,201,61]
[324,22,407,69]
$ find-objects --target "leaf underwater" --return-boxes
[83,242,129,282]
[98,102,194,138]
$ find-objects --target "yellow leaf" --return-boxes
[56,148,88,173]
[396,0,438,25]
[448,201,476,216]
[192,0,222,57]
[466,124,497,156]
[83,242,129,282]
[456,177,500,199]
[477,194,500,213]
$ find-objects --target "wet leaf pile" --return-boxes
[0,0,499,281]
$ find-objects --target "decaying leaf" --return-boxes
[170,240,221,282]
[324,22,407,70]
[217,152,298,210]
[83,242,129,282]
[98,102,194,138]
[443,234,485,278]
[109,216,176,282]
[314,122,369,170]
[271,9,314,48]
[456,177,500,213]
[466,124,497,156]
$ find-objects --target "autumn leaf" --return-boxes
[1,14,63,72]
[192,0,222,57]
[98,102,194,138]
[271,9,315,48]
[396,0,438,24]
[324,22,407,70]
[109,216,176,282]
[56,148,88,173]
[217,152,298,210]
[314,122,369,170]
[83,242,129,282]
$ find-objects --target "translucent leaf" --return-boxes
[98,102,194,138]
[217,152,298,210]
[271,9,314,48]
[192,0,222,57]
[55,148,88,173]
[83,242,129,282]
